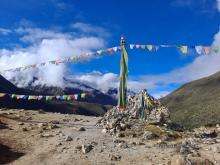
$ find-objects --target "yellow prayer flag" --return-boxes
[179,46,188,54]
[146,45,153,52]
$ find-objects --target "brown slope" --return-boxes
[0,75,111,116]
[161,71,220,129]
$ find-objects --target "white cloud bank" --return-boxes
[0,23,106,88]
[68,71,155,93]
[217,0,220,11]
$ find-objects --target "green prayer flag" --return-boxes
[118,46,128,109]
[213,47,219,53]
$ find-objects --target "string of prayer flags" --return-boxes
[0,93,6,97]
[0,46,122,74]
[178,46,188,54]
[0,93,87,102]
[129,44,219,55]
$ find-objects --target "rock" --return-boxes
[202,138,217,144]
[65,136,73,141]
[137,141,145,145]
[110,154,121,161]
[102,129,107,133]
[62,118,70,122]
[48,124,59,129]
[38,109,46,114]
[91,141,98,146]
[73,118,80,122]
[117,142,128,148]
[56,142,62,146]
[194,127,217,138]
[187,157,214,165]
[113,139,126,143]
[179,145,190,155]
[41,133,53,138]
[22,127,28,131]
[116,132,125,138]
[216,127,220,134]
[82,144,93,154]
[169,155,188,165]
[119,123,128,131]
[142,131,156,140]
[75,145,82,150]
[78,127,86,131]
[209,144,220,153]
[26,117,32,120]
[50,120,60,124]
[38,123,48,128]
[18,122,24,125]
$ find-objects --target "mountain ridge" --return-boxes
[161,71,220,129]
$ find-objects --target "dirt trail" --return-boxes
[0,109,220,165]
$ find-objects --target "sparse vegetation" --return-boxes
[161,71,220,129]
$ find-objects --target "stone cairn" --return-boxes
[97,89,171,135]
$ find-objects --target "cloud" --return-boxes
[67,71,156,93]
[217,0,220,11]
[0,28,11,35]
[71,22,110,38]
[15,27,73,43]
[140,2,220,86]
[138,28,220,96]
[0,25,106,88]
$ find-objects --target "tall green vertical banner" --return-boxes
[118,36,128,110]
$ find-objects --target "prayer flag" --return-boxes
[195,46,203,55]
[154,46,160,52]
[130,44,135,49]
[0,93,6,97]
[179,46,188,54]
[141,45,146,49]
[203,47,211,55]
[74,94,78,100]
[113,47,118,52]
[81,93,86,99]
[136,44,140,49]
[146,45,153,52]
[213,47,219,54]
[118,45,128,109]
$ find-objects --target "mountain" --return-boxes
[0,75,115,116]
[23,77,117,105]
[161,71,220,129]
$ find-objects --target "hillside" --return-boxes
[161,71,220,129]
[0,75,113,116]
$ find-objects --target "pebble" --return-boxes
[65,136,73,141]
[22,127,28,131]
[82,144,93,154]
[41,133,53,138]
[78,127,86,131]
[102,129,107,133]
[110,154,121,161]
[51,120,60,124]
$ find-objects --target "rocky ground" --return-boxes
[0,108,220,165]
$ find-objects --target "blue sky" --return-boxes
[0,0,220,97]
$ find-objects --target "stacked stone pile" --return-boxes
[97,89,171,135]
